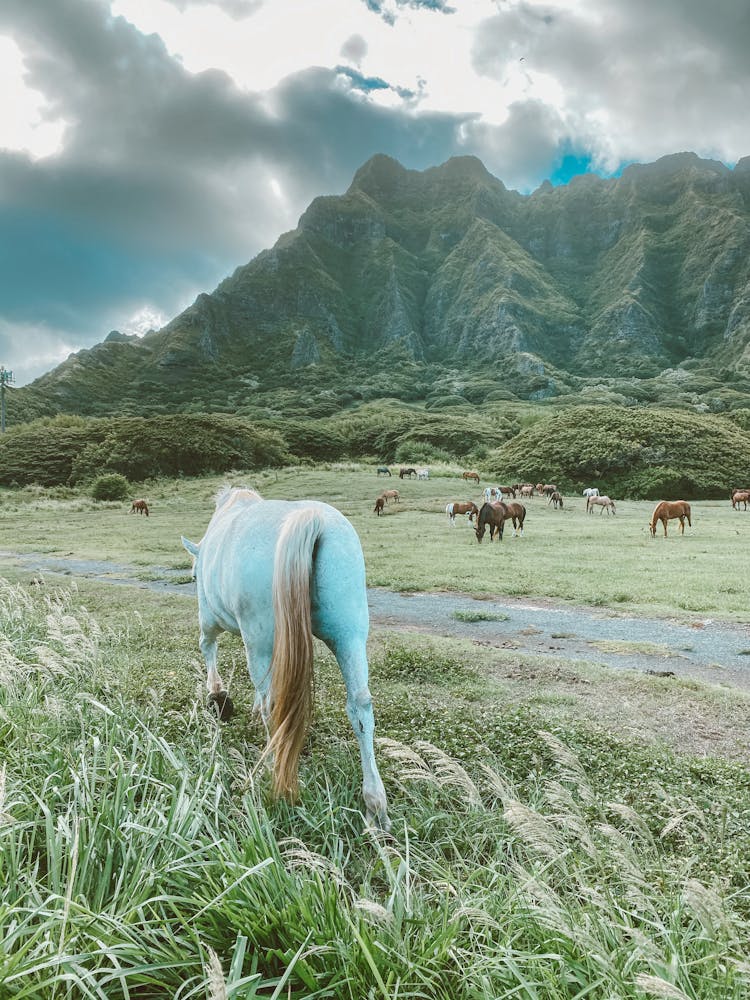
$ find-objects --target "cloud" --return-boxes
[361,0,456,25]
[341,33,368,65]
[471,0,750,169]
[162,0,264,18]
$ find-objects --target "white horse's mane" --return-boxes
[214,484,263,510]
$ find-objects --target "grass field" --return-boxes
[2,466,750,619]
[1,469,750,998]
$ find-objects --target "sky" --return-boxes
[1,0,748,385]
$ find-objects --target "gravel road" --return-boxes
[3,549,749,692]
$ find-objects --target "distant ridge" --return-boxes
[10,151,750,422]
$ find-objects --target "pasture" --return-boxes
[1,468,750,998]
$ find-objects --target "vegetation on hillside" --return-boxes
[487,405,750,498]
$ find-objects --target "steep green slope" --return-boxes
[8,151,750,425]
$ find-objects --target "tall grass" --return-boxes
[1,578,749,997]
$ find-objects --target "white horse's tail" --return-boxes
[268,507,323,800]
[445,503,454,520]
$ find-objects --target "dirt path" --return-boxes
[3,549,750,692]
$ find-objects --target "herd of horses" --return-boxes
[372,469,750,539]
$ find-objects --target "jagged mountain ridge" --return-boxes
[15,150,750,418]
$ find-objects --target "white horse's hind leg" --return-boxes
[337,641,390,832]
[200,623,234,720]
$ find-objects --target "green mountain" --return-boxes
[10,151,750,423]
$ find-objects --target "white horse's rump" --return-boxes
[182,487,390,830]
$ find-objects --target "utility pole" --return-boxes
[0,366,14,433]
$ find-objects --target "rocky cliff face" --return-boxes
[14,151,750,418]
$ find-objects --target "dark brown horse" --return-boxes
[462,470,480,484]
[374,497,385,516]
[130,499,149,516]
[446,501,479,525]
[649,500,691,537]
[399,467,417,479]
[474,501,512,542]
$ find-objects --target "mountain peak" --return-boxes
[348,154,410,197]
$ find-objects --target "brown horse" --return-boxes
[380,489,400,504]
[542,484,557,497]
[474,501,512,542]
[446,501,479,525]
[548,491,563,509]
[502,500,526,536]
[649,500,691,537]
[462,471,480,484]
[374,497,385,516]
[399,467,417,479]
[130,499,149,516]
[587,495,616,515]
[497,484,516,498]
[731,490,750,510]
[519,484,534,499]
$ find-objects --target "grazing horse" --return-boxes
[520,485,534,499]
[583,487,600,499]
[462,471,480,484]
[548,491,564,509]
[542,484,557,497]
[587,495,616,515]
[445,501,479,525]
[182,487,390,830]
[399,467,417,479]
[380,489,400,504]
[497,485,516,499]
[130,499,149,516]
[649,500,691,537]
[502,500,527,536]
[373,497,385,516]
[731,490,750,510]
[474,501,512,542]
[416,468,430,480]
[376,466,391,477]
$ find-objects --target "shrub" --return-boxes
[90,473,130,501]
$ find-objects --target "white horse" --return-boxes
[182,487,390,830]
[583,487,600,498]
[483,486,502,503]
[416,467,429,480]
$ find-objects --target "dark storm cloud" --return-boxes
[472,0,750,166]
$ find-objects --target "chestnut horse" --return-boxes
[374,497,385,516]
[548,491,563,509]
[380,489,400,504]
[462,471,480,484]
[130,499,149,516]
[731,490,750,510]
[474,501,512,542]
[649,500,691,537]
[446,501,479,525]
[502,500,527,536]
